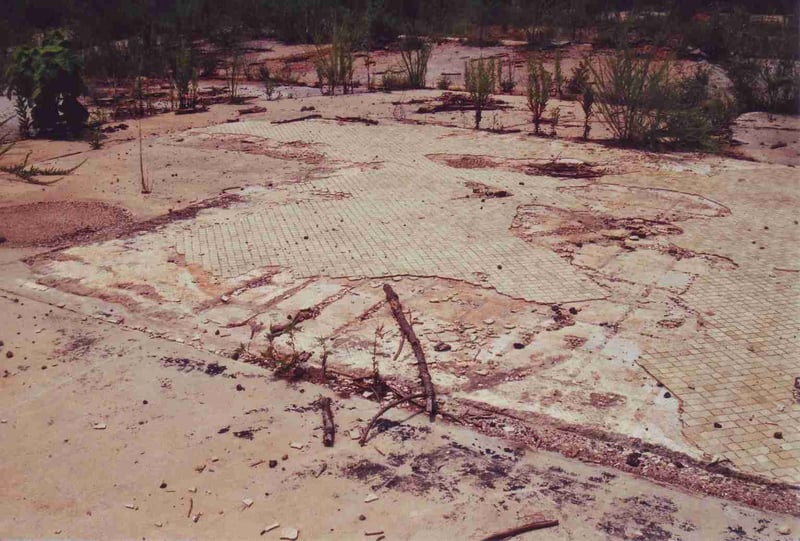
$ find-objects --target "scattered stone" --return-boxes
[713,422,722,428]
[269,460,278,468]
[154,522,163,528]
[221,295,231,303]
[188,487,197,493]
[93,423,107,430]
[483,319,495,325]
[774,431,783,439]
[626,452,642,467]
[503,324,516,330]
[192,513,201,523]
[242,498,254,508]
[359,515,367,521]
[280,527,299,540]
[262,523,280,534]
[124,504,138,510]
[664,392,672,399]
[433,342,451,352]
[777,525,791,535]
[290,442,304,450]
[6,351,13,359]
[159,481,167,489]
[364,494,379,503]
[236,384,245,391]
[513,342,525,349]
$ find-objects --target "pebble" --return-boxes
[6,351,13,359]
[392,276,402,282]
[503,324,516,330]
[154,522,163,528]
[220,295,231,303]
[242,498,254,508]
[483,319,495,325]
[280,527,299,540]
[93,423,107,430]
[777,525,791,535]
[364,493,379,503]
[124,504,137,510]
[290,442,304,450]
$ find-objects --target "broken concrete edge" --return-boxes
[261,357,800,517]
[20,192,244,266]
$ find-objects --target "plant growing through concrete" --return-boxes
[226,49,245,103]
[464,57,497,129]
[553,49,563,97]
[550,105,560,136]
[399,37,432,89]
[497,56,515,93]
[526,57,551,135]
[314,28,355,96]
[173,43,198,109]
[579,85,595,139]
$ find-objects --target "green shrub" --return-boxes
[173,43,198,109]
[567,56,591,96]
[525,57,551,135]
[727,58,799,115]
[381,69,409,91]
[436,74,452,90]
[1,31,88,137]
[497,57,515,93]
[225,49,244,103]
[579,85,594,140]
[464,57,497,129]
[399,37,432,89]
[314,27,356,96]
[591,52,735,150]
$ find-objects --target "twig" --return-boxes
[318,396,336,447]
[272,114,322,124]
[480,519,559,541]
[383,284,437,420]
[187,497,193,518]
[359,393,425,446]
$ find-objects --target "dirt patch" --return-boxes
[427,153,605,179]
[0,201,133,248]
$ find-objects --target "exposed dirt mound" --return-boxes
[0,201,133,248]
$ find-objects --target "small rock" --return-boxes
[262,523,280,534]
[192,513,201,523]
[777,525,791,535]
[6,351,13,359]
[269,460,278,468]
[664,392,672,399]
[159,481,167,489]
[626,452,642,467]
[93,423,107,430]
[358,514,367,521]
[503,324,515,330]
[483,319,495,325]
[220,295,231,303]
[433,342,451,352]
[512,342,525,349]
[774,431,783,439]
[242,498,254,508]
[188,487,197,493]
[568,307,578,315]
[124,504,137,510]
[280,527,299,540]
[364,493,379,503]
[154,522,163,528]
[290,442,304,450]
[236,384,245,391]
[713,422,722,428]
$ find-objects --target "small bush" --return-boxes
[464,57,497,129]
[591,51,736,150]
[173,43,198,109]
[579,85,595,140]
[381,69,409,91]
[497,57,515,93]
[226,50,245,103]
[567,56,591,96]
[553,50,563,97]
[436,74,452,90]
[399,37,432,89]
[314,28,355,96]
[727,58,799,115]
[259,65,277,100]
[525,57,551,135]
[550,105,560,136]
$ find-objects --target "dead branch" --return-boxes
[383,284,437,420]
[269,308,318,338]
[334,115,378,125]
[480,519,559,541]
[318,396,336,447]
[272,114,322,124]
[359,393,426,446]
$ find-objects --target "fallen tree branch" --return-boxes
[272,114,322,125]
[269,308,318,338]
[359,393,426,446]
[334,115,378,125]
[383,284,437,420]
[480,519,559,541]
[318,396,336,447]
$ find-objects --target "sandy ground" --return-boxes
[1,40,800,539]
[1,293,798,540]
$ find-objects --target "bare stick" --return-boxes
[480,519,559,541]
[187,497,193,519]
[383,284,436,420]
[359,393,426,446]
[318,397,335,447]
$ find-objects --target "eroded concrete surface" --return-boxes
[8,113,798,487]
